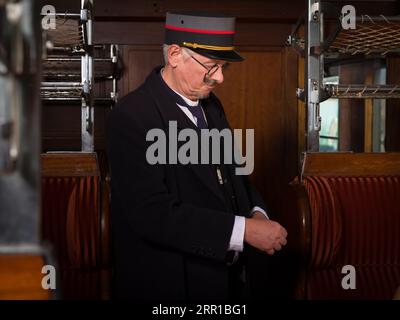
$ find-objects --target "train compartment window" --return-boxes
[320,76,339,152]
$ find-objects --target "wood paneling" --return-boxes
[42,104,110,151]
[302,152,400,176]
[213,50,285,216]
[94,0,305,20]
[281,47,300,184]
[93,0,398,20]
[364,73,374,152]
[0,255,50,300]
[297,57,306,169]
[386,57,400,151]
[94,21,292,47]
[41,152,100,177]
[339,62,366,152]
[121,46,164,94]
[339,59,398,153]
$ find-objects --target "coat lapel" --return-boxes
[144,67,226,204]
[144,66,199,131]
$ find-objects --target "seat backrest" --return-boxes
[299,153,400,299]
[41,152,111,299]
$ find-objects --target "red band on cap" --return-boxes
[165,24,235,35]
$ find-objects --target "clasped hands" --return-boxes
[244,211,288,255]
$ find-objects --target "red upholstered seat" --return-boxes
[41,152,111,299]
[304,175,400,299]
[287,153,400,299]
[42,175,100,269]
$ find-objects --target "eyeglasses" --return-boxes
[190,55,230,77]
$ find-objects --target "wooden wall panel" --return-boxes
[42,105,81,150]
[39,0,398,21]
[281,47,300,184]
[339,62,366,152]
[92,0,398,20]
[94,0,305,20]
[120,46,164,94]
[94,21,292,47]
[213,50,284,216]
[386,57,400,151]
[42,105,110,151]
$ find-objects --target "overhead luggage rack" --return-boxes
[45,16,86,55]
[328,15,400,56]
[43,57,116,80]
[287,0,400,151]
[41,0,120,152]
[40,81,83,99]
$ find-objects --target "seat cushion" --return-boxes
[303,175,400,299]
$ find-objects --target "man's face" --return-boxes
[176,48,228,100]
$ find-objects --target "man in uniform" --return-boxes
[106,11,287,300]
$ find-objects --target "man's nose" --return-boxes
[210,67,224,84]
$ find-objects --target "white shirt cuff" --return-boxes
[251,206,269,219]
[228,216,245,252]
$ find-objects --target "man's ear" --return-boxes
[168,44,183,68]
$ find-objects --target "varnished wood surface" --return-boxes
[94,21,293,47]
[339,62,366,152]
[41,152,100,177]
[364,73,373,152]
[302,152,400,176]
[0,255,50,300]
[386,57,400,151]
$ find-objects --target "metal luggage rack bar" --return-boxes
[40,81,117,104]
[46,44,108,56]
[40,82,83,99]
[327,84,400,99]
[43,57,117,80]
[41,81,83,92]
[42,97,116,104]
[47,12,81,19]
[44,58,113,62]
[41,92,82,99]
[41,81,82,87]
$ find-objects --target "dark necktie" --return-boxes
[181,103,208,129]
[159,70,208,129]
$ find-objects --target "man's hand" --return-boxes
[251,211,268,220]
[244,217,288,255]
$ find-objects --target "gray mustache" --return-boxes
[203,75,218,86]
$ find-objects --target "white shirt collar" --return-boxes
[175,90,199,107]
[160,68,199,107]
